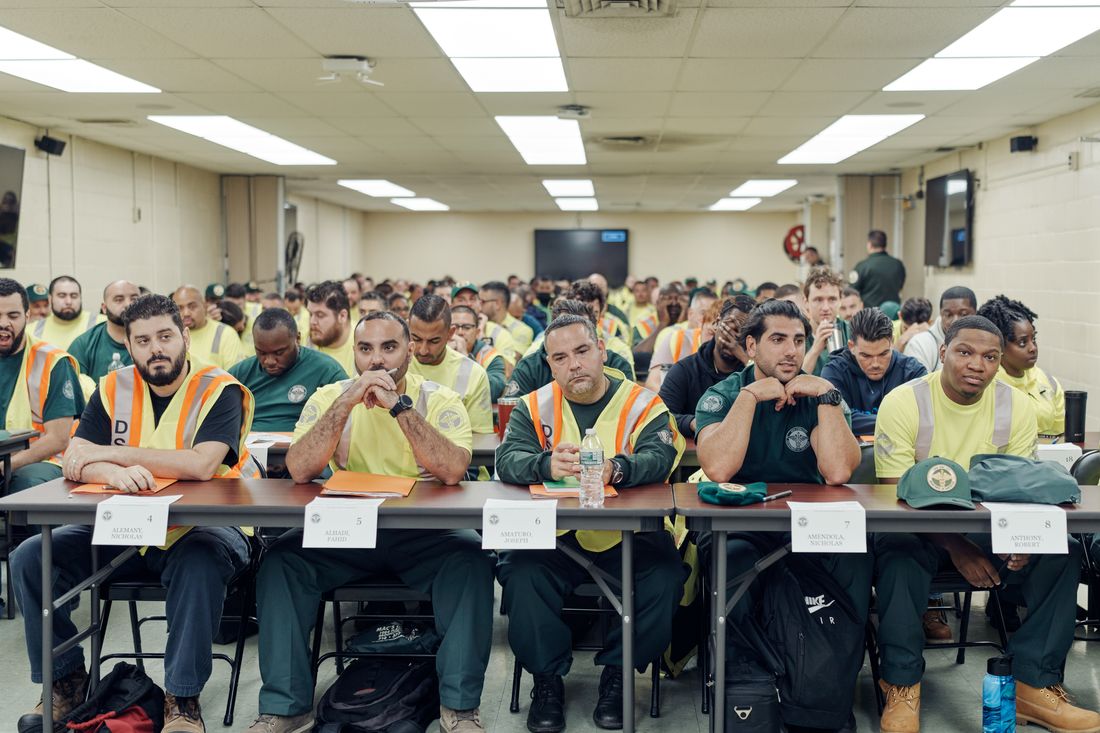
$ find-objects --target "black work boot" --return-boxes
[593,665,624,730]
[527,673,566,733]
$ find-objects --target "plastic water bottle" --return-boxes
[579,429,605,509]
[983,656,1016,733]
[108,352,124,372]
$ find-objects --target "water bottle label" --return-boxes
[579,450,602,465]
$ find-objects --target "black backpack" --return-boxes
[60,662,165,732]
[752,556,865,730]
[315,657,439,733]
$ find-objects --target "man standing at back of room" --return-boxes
[229,308,347,433]
[68,280,141,382]
[31,276,105,351]
[171,285,242,370]
[851,229,906,307]
[903,286,977,373]
[305,280,356,378]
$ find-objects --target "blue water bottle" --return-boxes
[983,655,1016,733]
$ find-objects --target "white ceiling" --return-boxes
[1,0,1098,212]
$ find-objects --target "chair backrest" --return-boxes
[849,443,877,484]
[1071,451,1100,486]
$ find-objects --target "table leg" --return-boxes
[622,530,634,733]
[41,524,53,732]
[712,529,727,733]
[89,544,101,690]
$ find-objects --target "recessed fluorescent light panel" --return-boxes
[709,198,762,211]
[884,57,1038,91]
[729,179,798,197]
[555,197,598,211]
[543,179,594,197]
[412,2,567,92]
[496,116,586,165]
[148,116,336,166]
[391,197,450,211]
[778,115,924,165]
[338,179,415,197]
[0,26,159,93]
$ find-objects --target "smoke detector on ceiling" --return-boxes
[557,105,591,120]
[318,56,384,87]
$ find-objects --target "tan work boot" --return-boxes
[922,609,952,641]
[1017,682,1100,733]
[439,705,485,732]
[243,712,315,733]
[879,680,920,733]
[164,692,205,733]
[17,667,89,733]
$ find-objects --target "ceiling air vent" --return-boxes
[76,119,137,126]
[563,0,676,18]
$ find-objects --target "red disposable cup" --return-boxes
[497,397,521,440]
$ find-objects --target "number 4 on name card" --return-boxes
[92,494,181,547]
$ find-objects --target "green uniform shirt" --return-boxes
[0,348,85,426]
[807,318,851,376]
[68,322,132,381]
[228,347,347,432]
[497,376,679,488]
[852,250,906,307]
[502,343,635,400]
[695,364,850,484]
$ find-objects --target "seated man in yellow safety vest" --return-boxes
[172,284,242,370]
[30,275,105,351]
[0,278,85,495]
[14,293,258,733]
[495,313,686,733]
[248,311,495,733]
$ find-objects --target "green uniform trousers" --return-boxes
[255,528,495,714]
[874,532,1081,687]
[6,462,62,495]
[496,531,686,676]
[700,532,874,662]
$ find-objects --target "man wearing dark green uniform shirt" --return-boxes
[228,308,346,432]
[496,314,685,733]
[801,267,851,376]
[0,279,85,494]
[68,280,140,381]
[694,298,870,732]
[501,299,634,400]
[851,229,906,307]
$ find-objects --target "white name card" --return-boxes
[302,497,383,549]
[482,498,557,550]
[789,501,867,554]
[92,494,181,546]
[984,502,1068,555]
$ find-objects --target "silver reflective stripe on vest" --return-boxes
[111,367,137,445]
[210,323,224,354]
[453,357,475,398]
[912,379,936,462]
[992,381,1013,453]
[533,382,556,448]
[84,312,98,333]
[32,319,45,338]
[413,381,437,478]
[179,370,225,448]
[618,386,658,454]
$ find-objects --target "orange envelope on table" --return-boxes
[70,477,177,494]
[529,477,618,499]
[322,471,416,498]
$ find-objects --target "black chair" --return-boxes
[1071,454,1100,639]
[94,535,261,726]
[866,571,1009,713]
[849,444,877,485]
[507,583,662,719]
[310,576,434,678]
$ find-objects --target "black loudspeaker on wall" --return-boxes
[34,135,66,156]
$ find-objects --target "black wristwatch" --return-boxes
[815,389,843,406]
[389,394,414,418]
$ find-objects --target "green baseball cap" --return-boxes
[897,457,974,510]
[969,454,1081,505]
[451,282,478,298]
[246,280,261,293]
[27,284,48,302]
[205,283,225,300]
[697,481,769,506]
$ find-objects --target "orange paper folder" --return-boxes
[530,478,618,499]
[71,477,177,494]
[322,471,416,497]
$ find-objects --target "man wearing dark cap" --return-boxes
[27,284,50,321]
[873,315,1096,733]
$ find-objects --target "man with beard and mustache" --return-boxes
[305,280,355,378]
[31,275,105,351]
[872,316,1100,733]
[659,295,754,440]
[229,308,349,433]
[694,298,870,732]
[0,278,85,495]
[67,280,141,381]
[495,314,685,733]
[171,284,242,370]
[249,311,493,733]
[14,294,258,733]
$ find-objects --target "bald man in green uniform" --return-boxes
[67,280,141,381]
